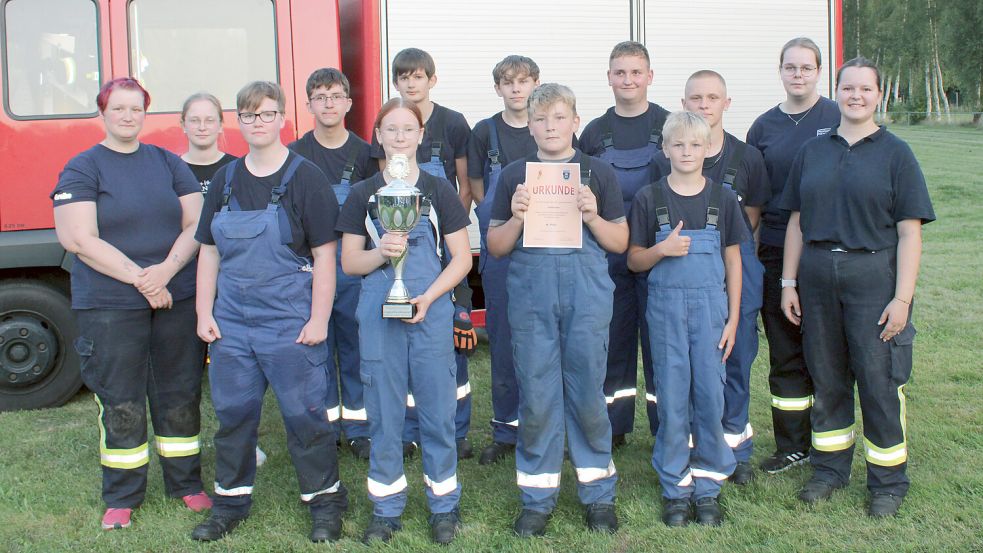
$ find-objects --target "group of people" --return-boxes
[50,35,933,544]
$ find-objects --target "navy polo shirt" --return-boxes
[780,126,935,251]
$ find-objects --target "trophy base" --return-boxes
[382,302,416,319]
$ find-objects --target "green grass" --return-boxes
[2,126,982,552]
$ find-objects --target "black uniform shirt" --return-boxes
[370,103,470,186]
[489,150,626,228]
[336,171,471,239]
[630,176,748,260]
[746,97,840,246]
[467,112,538,183]
[780,126,935,251]
[288,130,378,186]
[195,152,340,258]
[186,153,237,195]
[579,102,670,156]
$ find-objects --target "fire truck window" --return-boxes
[129,0,277,113]
[3,0,100,118]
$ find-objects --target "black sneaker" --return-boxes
[759,450,809,474]
[798,478,843,503]
[456,438,474,460]
[348,437,371,460]
[868,492,904,518]
[362,515,401,544]
[191,513,247,541]
[662,498,692,527]
[402,441,418,460]
[309,512,342,542]
[694,497,723,526]
[513,509,549,537]
[729,461,755,485]
[585,503,618,533]
[611,434,627,450]
[478,441,515,465]
[429,509,461,544]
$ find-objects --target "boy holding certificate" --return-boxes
[627,111,746,527]
[486,83,628,537]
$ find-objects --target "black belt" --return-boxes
[809,241,877,254]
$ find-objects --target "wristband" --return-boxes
[780,278,797,288]
[894,297,911,305]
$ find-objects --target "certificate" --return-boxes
[522,162,582,248]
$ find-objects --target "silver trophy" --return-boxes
[376,154,422,319]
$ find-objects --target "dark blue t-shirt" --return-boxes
[579,102,670,156]
[51,143,201,309]
[780,126,935,251]
[746,97,839,247]
[288,130,378,191]
[467,112,538,184]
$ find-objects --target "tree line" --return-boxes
[844,0,983,124]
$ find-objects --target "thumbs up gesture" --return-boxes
[659,221,691,257]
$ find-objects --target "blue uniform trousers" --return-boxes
[509,248,617,513]
[648,228,736,500]
[721,239,764,461]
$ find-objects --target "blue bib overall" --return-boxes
[646,183,737,500]
[716,151,765,463]
[327,159,369,440]
[509,161,618,513]
[402,138,471,445]
[597,127,661,437]
[358,196,460,517]
[208,157,347,516]
[473,118,519,444]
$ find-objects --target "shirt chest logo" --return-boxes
[816,127,832,136]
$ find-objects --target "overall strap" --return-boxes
[649,109,666,147]
[219,158,241,210]
[705,181,722,230]
[340,150,358,186]
[485,117,501,175]
[721,140,747,194]
[270,155,305,245]
[599,110,664,151]
[427,107,446,161]
[652,181,671,232]
[364,195,382,248]
[580,156,599,198]
[598,115,614,151]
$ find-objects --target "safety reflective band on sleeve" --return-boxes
[341,406,367,421]
[605,388,637,404]
[646,393,658,403]
[300,480,342,502]
[575,460,617,483]
[812,426,856,452]
[516,470,561,489]
[724,423,754,448]
[406,394,416,408]
[423,473,459,496]
[692,468,730,481]
[492,418,519,427]
[325,406,341,422]
[154,435,201,458]
[367,474,408,498]
[214,482,253,496]
[678,470,693,487]
[101,442,150,469]
[457,382,471,400]
[771,395,814,411]
[864,438,907,467]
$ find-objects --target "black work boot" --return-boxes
[730,461,755,485]
[694,496,723,526]
[478,441,515,465]
[429,509,461,544]
[798,478,843,504]
[513,509,549,537]
[348,437,371,461]
[191,512,247,541]
[662,498,692,527]
[309,512,342,542]
[585,503,618,533]
[868,492,904,518]
[362,515,401,544]
[456,438,474,460]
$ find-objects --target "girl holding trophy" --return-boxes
[336,98,472,545]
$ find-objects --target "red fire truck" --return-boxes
[0,0,842,410]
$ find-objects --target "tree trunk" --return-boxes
[894,68,901,104]
[883,74,893,114]
[925,62,932,119]
[855,0,862,57]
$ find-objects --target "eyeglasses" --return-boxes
[381,126,421,137]
[310,94,348,105]
[237,110,281,124]
[782,64,818,77]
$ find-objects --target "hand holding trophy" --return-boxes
[376,154,423,319]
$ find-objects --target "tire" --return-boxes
[0,279,82,411]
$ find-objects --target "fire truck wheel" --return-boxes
[0,280,82,411]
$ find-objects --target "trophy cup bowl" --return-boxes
[376,154,422,319]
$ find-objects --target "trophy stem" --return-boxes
[387,241,411,303]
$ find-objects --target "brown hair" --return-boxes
[836,56,881,90]
[686,70,727,92]
[492,55,540,84]
[527,83,577,116]
[609,41,650,65]
[373,97,424,130]
[780,37,823,67]
[305,67,350,98]
[392,48,436,82]
[180,92,223,124]
[236,81,285,113]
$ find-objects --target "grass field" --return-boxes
[1,126,981,552]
